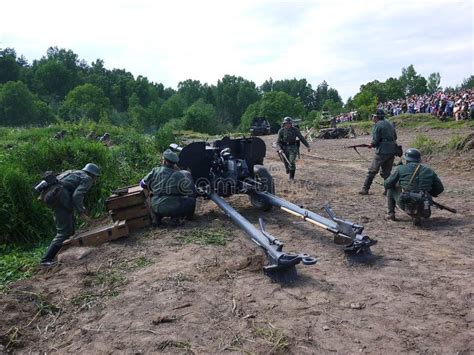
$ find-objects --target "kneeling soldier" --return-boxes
[384,148,444,225]
[141,150,196,226]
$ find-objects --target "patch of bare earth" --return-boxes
[1,126,473,354]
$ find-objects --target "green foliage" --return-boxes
[183,99,218,134]
[0,243,47,292]
[240,91,305,131]
[411,134,439,155]
[0,48,21,84]
[59,83,111,122]
[0,123,162,245]
[427,72,441,93]
[352,90,377,120]
[0,81,40,126]
[459,75,474,90]
[180,228,228,246]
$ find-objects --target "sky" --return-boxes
[1,0,472,101]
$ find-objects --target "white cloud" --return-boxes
[1,0,472,101]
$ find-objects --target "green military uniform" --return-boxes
[277,126,309,179]
[360,118,398,194]
[41,169,94,264]
[384,162,444,220]
[142,166,195,222]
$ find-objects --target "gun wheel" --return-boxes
[250,165,274,211]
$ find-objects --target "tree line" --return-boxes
[0,47,472,133]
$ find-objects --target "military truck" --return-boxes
[250,117,271,136]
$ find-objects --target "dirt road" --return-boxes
[1,127,473,354]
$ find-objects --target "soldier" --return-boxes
[358,109,398,195]
[277,116,311,180]
[40,163,100,267]
[384,148,444,225]
[141,150,196,226]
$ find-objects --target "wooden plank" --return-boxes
[111,204,150,221]
[127,215,151,231]
[63,220,129,247]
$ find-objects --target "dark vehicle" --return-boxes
[250,117,271,136]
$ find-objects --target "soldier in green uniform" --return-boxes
[384,148,444,225]
[40,163,100,267]
[359,109,398,195]
[141,150,196,226]
[277,117,311,180]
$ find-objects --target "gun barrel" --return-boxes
[208,192,317,271]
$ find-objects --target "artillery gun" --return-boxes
[171,137,376,282]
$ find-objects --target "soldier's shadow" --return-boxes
[419,216,469,230]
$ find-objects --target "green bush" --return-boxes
[411,134,439,155]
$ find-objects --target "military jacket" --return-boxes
[143,166,190,215]
[384,162,444,197]
[277,127,309,149]
[371,119,397,155]
[57,170,93,213]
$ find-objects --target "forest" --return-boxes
[2,46,472,134]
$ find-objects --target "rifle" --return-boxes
[432,200,457,214]
[271,142,290,167]
[345,144,371,161]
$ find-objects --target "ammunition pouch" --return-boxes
[399,191,431,218]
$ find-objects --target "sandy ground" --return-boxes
[1,126,473,354]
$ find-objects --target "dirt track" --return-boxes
[1,127,473,354]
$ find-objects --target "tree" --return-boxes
[0,81,39,126]
[241,91,305,131]
[178,79,208,107]
[260,78,317,110]
[183,99,218,134]
[215,75,260,126]
[59,83,110,122]
[158,93,185,125]
[352,90,377,120]
[399,65,428,95]
[427,72,441,93]
[459,75,474,90]
[0,48,21,84]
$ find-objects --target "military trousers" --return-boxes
[367,153,395,180]
[282,145,298,172]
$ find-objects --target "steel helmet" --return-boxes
[163,149,179,163]
[404,148,421,163]
[374,108,385,119]
[82,163,101,177]
[283,116,293,124]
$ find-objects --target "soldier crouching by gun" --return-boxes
[384,148,445,226]
[277,116,310,181]
[140,149,196,227]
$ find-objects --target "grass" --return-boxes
[252,322,291,353]
[0,243,48,293]
[179,228,228,246]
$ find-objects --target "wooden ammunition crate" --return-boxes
[111,204,150,221]
[126,215,151,231]
[62,220,129,247]
[106,185,148,211]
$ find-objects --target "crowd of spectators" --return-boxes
[333,111,357,124]
[380,89,474,120]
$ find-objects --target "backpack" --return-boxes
[35,172,62,208]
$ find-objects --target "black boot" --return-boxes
[40,243,63,264]
[358,175,374,195]
[289,170,295,180]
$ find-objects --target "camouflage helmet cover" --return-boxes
[283,116,293,124]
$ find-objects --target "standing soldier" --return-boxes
[141,150,196,226]
[277,117,311,180]
[40,163,100,266]
[384,148,444,225]
[358,109,398,195]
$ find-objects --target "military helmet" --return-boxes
[163,149,179,163]
[375,108,385,118]
[82,163,101,177]
[283,116,293,124]
[404,148,421,162]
